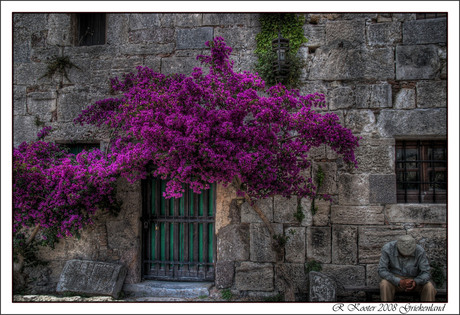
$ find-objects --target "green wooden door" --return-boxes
[142,177,215,281]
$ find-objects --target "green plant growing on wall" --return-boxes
[40,55,80,85]
[294,197,305,223]
[221,288,233,301]
[311,165,325,215]
[255,13,308,87]
[305,260,322,273]
[430,262,446,287]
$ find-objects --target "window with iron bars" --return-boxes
[75,13,106,46]
[396,140,447,203]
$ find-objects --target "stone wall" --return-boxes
[13,13,447,299]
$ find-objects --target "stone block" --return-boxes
[234,262,274,291]
[143,56,162,72]
[312,199,330,226]
[107,14,129,45]
[14,86,27,115]
[322,264,366,296]
[313,162,337,195]
[27,92,57,122]
[403,18,446,45]
[217,224,249,261]
[369,175,397,204]
[250,223,282,262]
[331,206,384,225]
[303,24,326,48]
[394,88,416,109]
[309,47,394,80]
[407,228,447,265]
[308,271,336,302]
[161,56,203,75]
[129,28,175,44]
[328,87,353,110]
[396,45,440,80]
[367,22,402,46]
[344,110,376,134]
[107,218,139,250]
[338,174,369,205]
[13,31,30,63]
[47,14,72,46]
[276,263,307,294]
[129,13,161,30]
[358,226,405,263]
[384,204,446,224]
[56,260,127,298]
[352,138,395,174]
[13,115,39,146]
[306,227,331,263]
[274,195,298,224]
[57,88,91,122]
[416,81,447,108]
[366,264,380,287]
[377,109,447,137]
[174,13,202,27]
[231,50,258,73]
[118,43,175,56]
[214,27,258,50]
[241,198,273,223]
[215,261,234,289]
[285,227,306,263]
[176,27,213,50]
[215,184,238,233]
[332,225,358,264]
[354,84,392,109]
[325,20,365,47]
[14,63,49,86]
[202,13,250,26]
[14,13,48,30]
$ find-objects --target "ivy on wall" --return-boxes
[255,13,308,87]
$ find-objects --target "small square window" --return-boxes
[76,13,106,46]
[396,140,447,203]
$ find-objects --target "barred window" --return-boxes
[396,140,447,203]
[76,13,106,46]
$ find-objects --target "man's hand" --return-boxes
[399,279,416,292]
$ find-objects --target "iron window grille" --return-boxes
[76,13,106,46]
[396,140,447,203]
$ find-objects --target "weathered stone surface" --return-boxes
[312,200,330,226]
[354,84,392,109]
[13,115,39,146]
[14,85,27,115]
[358,226,405,263]
[202,13,250,26]
[250,223,282,262]
[217,224,249,261]
[331,206,384,225]
[56,260,127,298]
[161,56,203,75]
[344,110,376,134]
[234,262,274,291]
[321,264,366,296]
[57,87,91,122]
[394,88,416,109]
[276,263,307,294]
[285,227,306,263]
[328,87,353,110]
[306,227,331,263]
[326,20,365,47]
[241,198,273,223]
[215,261,234,289]
[13,31,30,63]
[274,195,298,224]
[129,28,175,44]
[377,109,447,137]
[176,27,213,49]
[175,13,202,27]
[408,228,447,265]
[396,45,440,80]
[352,138,395,174]
[309,47,394,80]
[129,13,161,30]
[47,14,72,46]
[416,81,447,108]
[118,43,175,56]
[106,219,139,249]
[367,22,401,46]
[338,174,369,205]
[308,271,336,302]
[385,204,446,224]
[215,184,238,233]
[214,26,258,50]
[303,24,326,48]
[332,225,358,264]
[107,14,129,45]
[27,92,57,122]
[369,175,397,204]
[403,18,446,45]
[313,162,337,195]
[366,264,381,287]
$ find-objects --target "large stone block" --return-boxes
[408,228,447,265]
[366,264,380,287]
[14,13,48,31]
[129,13,161,30]
[358,226,405,263]
[274,195,298,224]
[217,224,249,261]
[107,14,129,45]
[328,87,353,110]
[344,110,376,134]
[416,81,447,108]
[394,88,416,109]
[285,227,306,263]
[234,262,274,291]
[27,92,57,122]
[332,225,358,264]
[403,18,447,45]
[367,22,401,46]
[377,109,447,137]
[202,13,250,26]
[313,162,337,195]
[325,20,365,47]
[14,86,27,115]
[215,261,234,289]
[312,199,330,226]
[13,115,39,146]
[250,223,282,262]
[354,84,392,109]
[176,27,213,49]
[161,56,203,75]
[241,198,273,223]
[338,174,369,205]
[57,87,91,122]
[306,227,331,263]
[308,271,337,301]
[309,47,394,80]
[384,204,446,224]
[13,31,30,63]
[276,263,307,294]
[352,138,395,174]
[303,24,326,48]
[174,13,202,27]
[47,14,72,46]
[56,260,127,298]
[118,43,175,56]
[396,45,440,80]
[321,264,365,296]
[331,206,384,225]
[369,175,397,204]
[214,26,258,50]
[129,28,175,44]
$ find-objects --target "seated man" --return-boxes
[378,235,437,302]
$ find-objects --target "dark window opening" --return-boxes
[59,142,100,155]
[77,13,106,46]
[396,140,447,203]
[416,13,447,20]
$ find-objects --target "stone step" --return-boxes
[123,281,213,299]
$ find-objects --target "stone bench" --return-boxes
[343,286,447,302]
